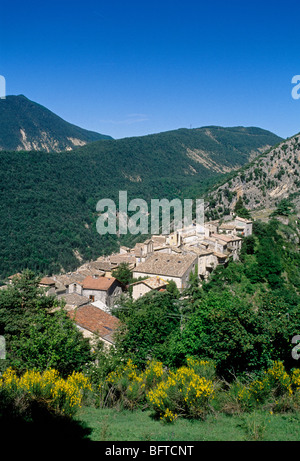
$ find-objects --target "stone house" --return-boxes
[39,276,56,295]
[133,239,154,265]
[119,246,131,254]
[218,222,236,234]
[132,253,197,290]
[211,233,242,261]
[166,232,179,247]
[200,236,228,254]
[51,273,86,295]
[130,276,168,300]
[218,216,253,237]
[183,245,218,280]
[204,221,219,235]
[234,217,253,236]
[81,275,123,307]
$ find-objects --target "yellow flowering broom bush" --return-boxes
[291,368,300,392]
[100,357,216,421]
[100,359,165,410]
[0,367,92,417]
[235,361,300,413]
[146,359,215,422]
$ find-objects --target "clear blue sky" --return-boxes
[1,0,300,140]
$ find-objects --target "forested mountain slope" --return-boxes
[0,95,112,152]
[0,125,282,279]
[73,125,282,176]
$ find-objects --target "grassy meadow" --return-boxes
[77,407,300,442]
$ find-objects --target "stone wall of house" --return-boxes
[82,288,107,304]
[132,283,152,300]
[132,271,183,289]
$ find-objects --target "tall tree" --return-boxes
[112,262,132,286]
[114,291,181,367]
[0,270,92,375]
[234,196,252,219]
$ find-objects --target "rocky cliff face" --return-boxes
[206,133,300,215]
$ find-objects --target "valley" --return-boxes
[1,96,300,442]
[0,98,283,280]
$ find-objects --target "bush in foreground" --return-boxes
[0,367,93,440]
[147,359,215,423]
[99,357,216,423]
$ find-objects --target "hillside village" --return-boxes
[8,215,252,348]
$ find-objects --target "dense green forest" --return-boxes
[75,125,282,173]
[0,125,282,280]
[0,149,216,279]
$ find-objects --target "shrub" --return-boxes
[99,357,215,422]
[147,359,215,422]
[0,367,92,417]
[100,359,165,410]
[234,362,300,413]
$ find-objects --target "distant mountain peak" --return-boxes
[0,95,112,152]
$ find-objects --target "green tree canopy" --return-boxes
[0,270,92,376]
[112,262,132,286]
[271,198,294,217]
[113,291,181,367]
[234,196,252,219]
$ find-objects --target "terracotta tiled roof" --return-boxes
[82,275,116,291]
[69,304,121,343]
[40,276,56,285]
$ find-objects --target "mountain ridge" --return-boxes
[71,124,283,178]
[0,95,112,152]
